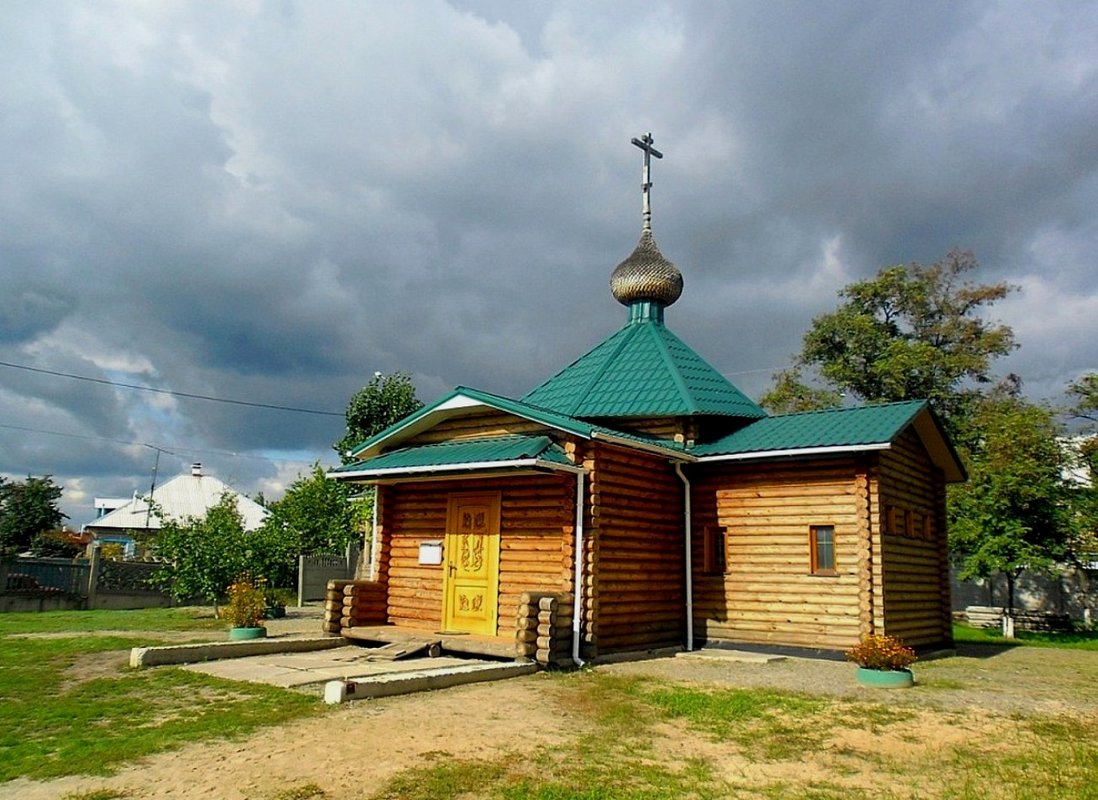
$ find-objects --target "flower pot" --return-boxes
[228,626,267,641]
[856,667,914,688]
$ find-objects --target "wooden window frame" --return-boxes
[702,525,727,575]
[809,525,837,576]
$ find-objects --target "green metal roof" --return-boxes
[692,399,966,482]
[522,308,766,421]
[332,434,575,477]
[692,400,928,457]
[345,385,687,462]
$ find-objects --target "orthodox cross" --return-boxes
[631,132,663,232]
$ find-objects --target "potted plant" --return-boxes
[264,587,295,620]
[225,574,268,640]
[846,633,917,688]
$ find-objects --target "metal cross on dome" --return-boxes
[632,132,663,232]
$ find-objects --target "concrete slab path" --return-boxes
[181,646,489,689]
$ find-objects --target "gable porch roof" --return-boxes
[331,434,583,481]
[341,385,688,465]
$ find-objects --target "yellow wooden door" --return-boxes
[441,493,501,636]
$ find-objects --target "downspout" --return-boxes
[369,487,381,582]
[572,470,586,667]
[674,463,694,651]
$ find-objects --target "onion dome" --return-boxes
[610,229,683,307]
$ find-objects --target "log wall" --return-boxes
[586,442,684,654]
[323,579,387,635]
[691,458,865,650]
[515,591,573,667]
[876,429,952,647]
[381,473,575,636]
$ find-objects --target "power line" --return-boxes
[0,360,344,417]
[0,422,320,466]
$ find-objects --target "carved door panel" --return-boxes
[442,493,500,636]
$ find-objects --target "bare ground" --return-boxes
[5,627,1096,800]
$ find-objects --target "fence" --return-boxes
[951,566,1097,625]
[298,541,362,605]
[1,556,89,596]
[0,551,173,612]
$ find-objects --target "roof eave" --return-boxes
[695,442,892,464]
[328,457,586,483]
[910,405,967,483]
[346,388,598,461]
[590,430,694,460]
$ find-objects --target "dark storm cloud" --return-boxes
[2,1,1095,523]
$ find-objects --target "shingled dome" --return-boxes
[610,229,683,307]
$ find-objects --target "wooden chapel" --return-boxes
[329,134,963,663]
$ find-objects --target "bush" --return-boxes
[225,575,268,629]
[845,634,917,671]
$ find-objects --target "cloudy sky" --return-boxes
[3,1,1096,526]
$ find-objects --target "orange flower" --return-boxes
[845,634,917,670]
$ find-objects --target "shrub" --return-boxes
[845,634,917,671]
[225,574,268,629]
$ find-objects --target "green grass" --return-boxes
[0,607,321,782]
[367,666,1098,800]
[952,622,1098,649]
[0,607,223,637]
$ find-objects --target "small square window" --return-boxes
[703,526,727,574]
[810,525,836,575]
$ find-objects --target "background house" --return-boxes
[83,463,268,556]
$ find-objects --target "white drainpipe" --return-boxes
[572,470,586,667]
[369,487,381,582]
[674,462,694,651]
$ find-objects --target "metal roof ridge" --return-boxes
[767,398,928,420]
[645,320,702,414]
[559,324,640,416]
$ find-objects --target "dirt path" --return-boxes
[1,672,574,800]
[6,642,1096,800]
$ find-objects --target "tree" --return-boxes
[758,366,842,415]
[1068,373,1098,424]
[1066,373,1098,561]
[0,475,68,553]
[153,493,250,606]
[261,463,365,557]
[948,391,1074,613]
[334,372,423,463]
[29,530,83,558]
[761,249,1016,438]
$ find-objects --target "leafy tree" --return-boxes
[334,372,423,463]
[761,249,1015,437]
[0,475,68,553]
[261,462,366,556]
[948,391,1074,613]
[29,529,83,558]
[1066,373,1098,560]
[153,493,250,606]
[759,366,842,415]
[1068,373,1098,424]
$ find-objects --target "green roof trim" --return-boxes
[345,385,687,462]
[332,434,575,477]
[521,316,766,420]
